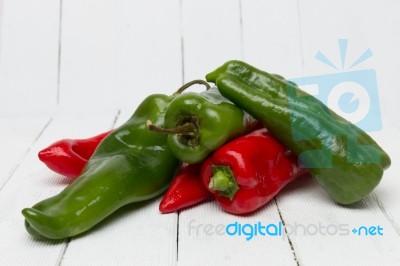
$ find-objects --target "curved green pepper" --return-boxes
[206,60,391,205]
[22,94,180,239]
[148,81,257,163]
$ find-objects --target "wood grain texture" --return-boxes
[275,175,400,265]
[62,199,178,266]
[0,0,399,265]
[178,200,298,266]
[176,1,303,264]
[273,0,400,265]
[0,116,51,189]
[181,0,242,83]
[0,111,117,266]
[0,0,60,115]
[299,0,400,228]
[370,125,400,236]
[59,0,182,112]
[60,109,179,266]
[241,0,304,78]
[0,0,3,57]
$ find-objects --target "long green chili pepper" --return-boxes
[21,81,208,239]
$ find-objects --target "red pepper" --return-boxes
[159,164,211,213]
[201,128,307,215]
[38,130,111,178]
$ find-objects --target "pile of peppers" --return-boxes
[23,61,391,240]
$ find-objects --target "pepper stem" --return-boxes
[146,120,197,136]
[146,115,200,147]
[173,79,211,96]
[209,165,239,200]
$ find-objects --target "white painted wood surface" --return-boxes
[1,0,399,265]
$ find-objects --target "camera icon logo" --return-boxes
[289,39,382,133]
[287,39,382,168]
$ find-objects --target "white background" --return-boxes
[0,0,399,265]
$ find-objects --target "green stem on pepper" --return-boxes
[146,120,197,135]
[146,115,200,147]
[209,165,239,200]
[172,79,211,96]
[147,79,212,147]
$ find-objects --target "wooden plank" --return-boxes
[0,0,60,115]
[0,0,3,55]
[62,197,178,266]
[60,107,179,266]
[299,0,400,223]
[181,0,242,83]
[275,175,400,265]
[178,200,298,266]
[270,0,400,264]
[0,111,117,266]
[58,2,183,262]
[0,0,397,265]
[241,0,303,78]
[371,125,400,236]
[59,0,182,111]
[345,0,400,234]
[0,116,51,189]
[56,0,184,259]
[178,1,299,265]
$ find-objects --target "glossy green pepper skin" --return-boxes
[206,60,391,205]
[22,94,180,239]
[150,87,257,163]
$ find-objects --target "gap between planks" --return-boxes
[274,198,301,266]
[0,118,53,192]
[179,0,185,85]
[56,0,63,104]
[176,0,184,262]
[372,192,400,237]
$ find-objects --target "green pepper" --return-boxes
[147,80,257,163]
[22,94,180,239]
[206,60,391,205]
